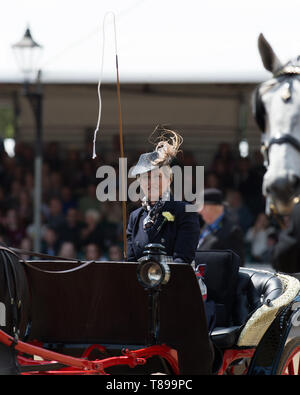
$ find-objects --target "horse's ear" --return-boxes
[258,33,283,74]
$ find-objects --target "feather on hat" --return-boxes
[130,126,183,177]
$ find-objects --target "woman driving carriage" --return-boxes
[126,127,200,263]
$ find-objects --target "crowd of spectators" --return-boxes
[0,141,125,262]
[0,139,282,263]
[204,142,281,263]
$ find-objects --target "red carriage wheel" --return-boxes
[276,337,300,375]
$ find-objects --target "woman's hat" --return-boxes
[130,127,183,177]
[130,151,159,177]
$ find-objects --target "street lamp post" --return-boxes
[12,27,43,253]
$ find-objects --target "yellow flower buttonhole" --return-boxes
[162,211,175,222]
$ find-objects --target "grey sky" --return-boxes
[2,0,300,82]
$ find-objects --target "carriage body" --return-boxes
[0,246,300,375]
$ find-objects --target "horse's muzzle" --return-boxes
[265,173,300,204]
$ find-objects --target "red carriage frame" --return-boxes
[0,327,258,375]
[0,245,300,375]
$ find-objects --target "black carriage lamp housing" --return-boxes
[137,244,171,290]
[137,243,171,345]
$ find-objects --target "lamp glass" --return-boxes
[12,28,43,78]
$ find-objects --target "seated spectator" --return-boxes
[77,161,95,189]
[233,157,252,194]
[245,213,272,262]
[108,244,123,261]
[210,158,234,190]
[260,227,279,263]
[19,237,33,260]
[61,186,77,214]
[0,233,8,246]
[85,243,106,261]
[8,180,22,209]
[78,184,100,215]
[212,142,235,174]
[46,197,65,231]
[25,218,48,243]
[235,156,266,217]
[100,201,123,249]
[24,172,34,197]
[18,191,33,226]
[205,171,220,189]
[105,201,122,224]
[59,150,79,190]
[58,241,77,259]
[0,210,7,235]
[226,189,254,234]
[247,150,266,216]
[197,188,245,265]
[0,186,9,212]
[81,209,103,246]
[41,227,60,256]
[44,142,62,172]
[3,208,26,247]
[80,202,120,252]
[58,208,84,247]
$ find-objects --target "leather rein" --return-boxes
[1,246,101,275]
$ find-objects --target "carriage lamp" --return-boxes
[137,258,170,289]
[137,244,171,290]
[137,244,171,345]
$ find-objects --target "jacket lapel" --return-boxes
[147,200,173,240]
[132,199,174,258]
[132,209,148,257]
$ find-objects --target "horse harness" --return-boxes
[253,64,300,166]
[0,246,24,345]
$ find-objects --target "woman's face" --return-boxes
[139,167,170,201]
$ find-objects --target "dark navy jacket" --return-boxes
[197,210,245,266]
[126,199,200,263]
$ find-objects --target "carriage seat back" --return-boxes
[209,267,285,350]
[195,249,241,327]
[195,250,284,330]
[232,268,284,326]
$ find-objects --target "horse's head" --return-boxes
[254,34,300,215]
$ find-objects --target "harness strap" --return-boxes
[262,133,300,166]
[268,134,300,152]
[9,247,81,262]
[0,245,95,274]
[22,259,95,274]
[0,246,126,275]
[5,252,21,308]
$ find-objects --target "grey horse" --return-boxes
[254,34,300,272]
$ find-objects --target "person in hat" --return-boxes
[197,188,245,265]
[126,128,200,263]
